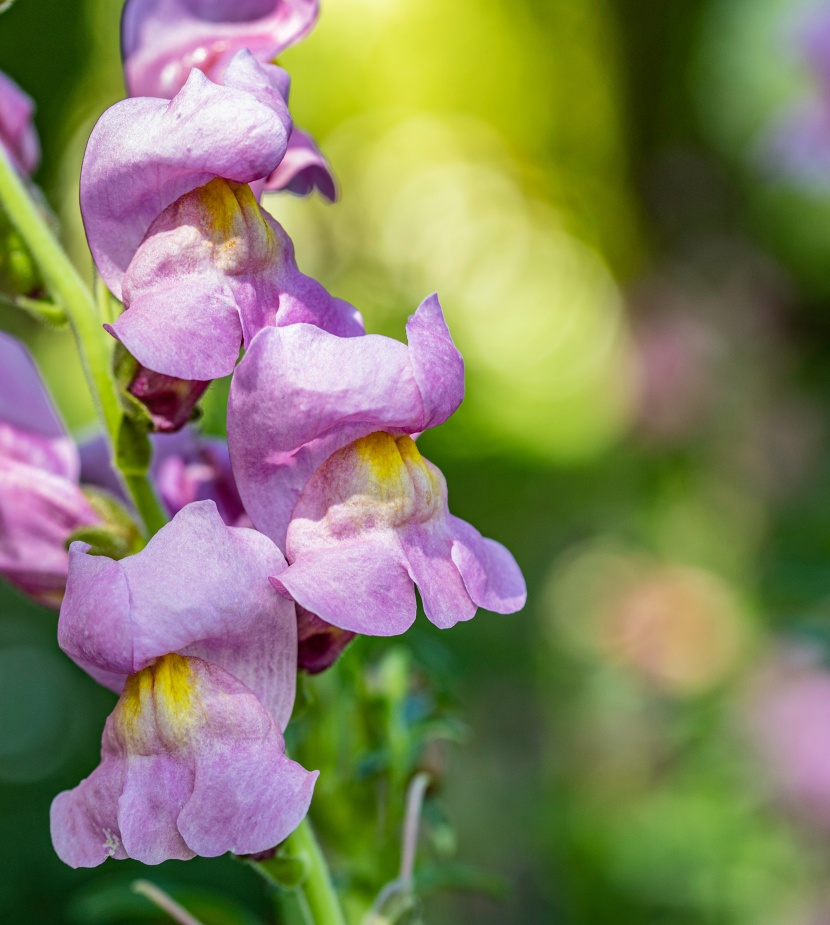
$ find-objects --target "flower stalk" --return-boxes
[0,143,167,536]
[279,819,347,925]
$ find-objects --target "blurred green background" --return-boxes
[7,0,830,921]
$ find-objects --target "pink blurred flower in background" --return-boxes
[0,333,104,607]
[0,69,39,175]
[745,646,830,829]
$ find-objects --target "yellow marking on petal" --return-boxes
[355,431,408,484]
[186,178,277,273]
[330,432,443,529]
[117,653,202,752]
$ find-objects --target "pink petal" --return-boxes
[81,51,291,297]
[123,0,319,98]
[58,501,297,730]
[273,540,417,636]
[450,516,527,615]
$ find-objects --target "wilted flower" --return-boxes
[0,69,39,175]
[0,333,104,607]
[230,295,526,636]
[82,49,360,381]
[121,0,332,199]
[51,501,317,867]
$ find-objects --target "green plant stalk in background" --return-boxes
[0,143,168,536]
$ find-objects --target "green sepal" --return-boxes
[67,489,145,560]
[247,848,311,891]
[113,344,152,422]
[116,413,153,476]
[110,344,155,475]
[0,290,67,326]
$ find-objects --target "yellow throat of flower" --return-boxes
[337,432,443,528]
[188,177,276,274]
[116,653,203,752]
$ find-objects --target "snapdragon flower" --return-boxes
[122,0,319,99]
[229,295,526,637]
[82,49,360,382]
[51,501,317,867]
[0,70,40,175]
[0,333,104,607]
[121,0,333,199]
[151,430,248,525]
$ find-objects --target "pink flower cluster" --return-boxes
[0,0,526,869]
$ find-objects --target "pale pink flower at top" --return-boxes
[81,49,361,383]
[121,0,335,200]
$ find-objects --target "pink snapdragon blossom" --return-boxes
[122,0,319,98]
[151,431,248,526]
[51,501,317,867]
[121,0,334,199]
[82,49,360,382]
[0,70,40,175]
[228,295,527,637]
[0,333,101,607]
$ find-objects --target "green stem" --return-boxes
[276,889,314,925]
[282,820,346,925]
[0,145,167,536]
